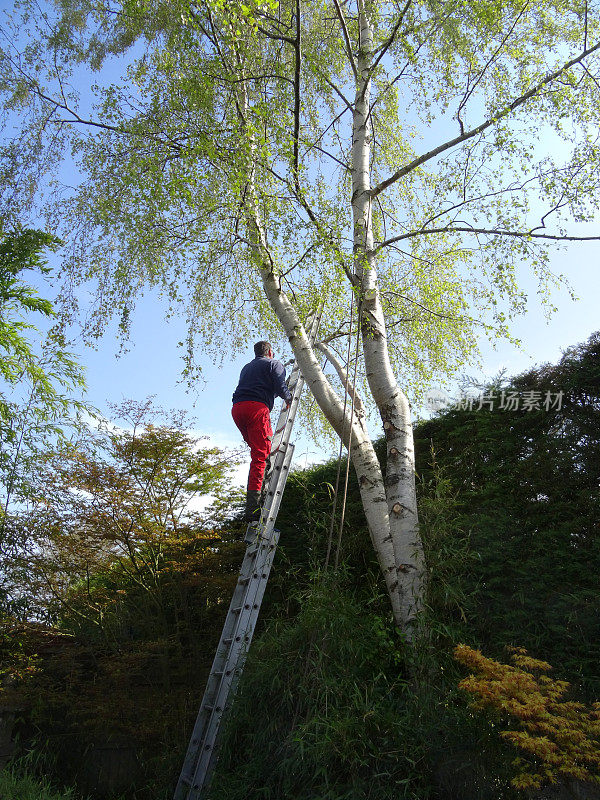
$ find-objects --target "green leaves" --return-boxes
[5,397,244,624]
[0,226,87,584]
[1,0,600,415]
[415,331,600,697]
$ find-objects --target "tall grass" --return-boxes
[0,767,86,800]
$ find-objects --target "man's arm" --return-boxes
[272,360,292,405]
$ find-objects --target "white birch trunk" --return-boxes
[236,26,424,633]
[351,0,426,634]
[255,236,403,623]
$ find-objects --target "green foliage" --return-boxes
[416,457,476,644]
[198,451,517,800]
[206,333,600,799]
[5,333,599,799]
[0,767,85,800]
[0,226,84,455]
[415,332,600,697]
[8,398,244,628]
[3,428,519,800]
[4,0,596,405]
[0,225,87,616]
[0,226,74,406]
[0,402,249,798]
[208,575,518,799]
[211,577,421,800]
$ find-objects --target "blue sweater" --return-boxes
[232,357,292,411]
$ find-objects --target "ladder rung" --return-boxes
[212,668,232,678]
[203,703,224,714]
[203,701,224,711]
[223,634,245,644]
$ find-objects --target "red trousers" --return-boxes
[231,401,273,491]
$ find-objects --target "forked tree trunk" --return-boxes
[350,0,425,631]
[237,21,425,636]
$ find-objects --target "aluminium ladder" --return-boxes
[174,318,319,800]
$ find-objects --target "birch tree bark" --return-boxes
[350,0,425,629]
[237,70,408,627]
[220,0,426,635]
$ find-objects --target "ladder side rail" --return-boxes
[189,536,280,797]
[188,444,295,797]
[235,449,295,650]
[174,545,264,798]
[194,439,295,747]
[220,445,295,669]
[197,534,282,796]
[191,531,282,798]
[192,444,295,796]
[268,368,303,462]
[176,404,302,799]
[178,447,294,797]
[259,368,304,522]
[254,443,295,543]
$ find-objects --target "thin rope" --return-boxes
[324,290,355,571]
[334,297,362,571]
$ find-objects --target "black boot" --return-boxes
[245,490,262,522]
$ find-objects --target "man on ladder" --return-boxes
[232,341,292,522]
[175,322,318,800]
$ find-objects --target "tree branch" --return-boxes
[375,225,600,252]
[300,138,351,171]
[456,1,531,135]
[382,289,489,327]
[280,243,320,276]
[253,157,356,284]
[303,105,352,158]
[332,0,359,81]
[28,82,123,133]
[292,0,302,189]
[371,39,600,199]
[256,23,296,45]
[420,172,540,230]
[315,69,355,111]
[370,0,412,71]
[315,341,366,418]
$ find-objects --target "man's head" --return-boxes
[254,340,273,358]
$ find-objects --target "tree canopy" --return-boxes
[5,399,243,626]
[2,0,598,384]
[2,0,600,630]
[0,226,86,590]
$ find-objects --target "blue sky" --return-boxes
[460,239,598,381]
[4,1,599,486]
[47,229,598,488]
